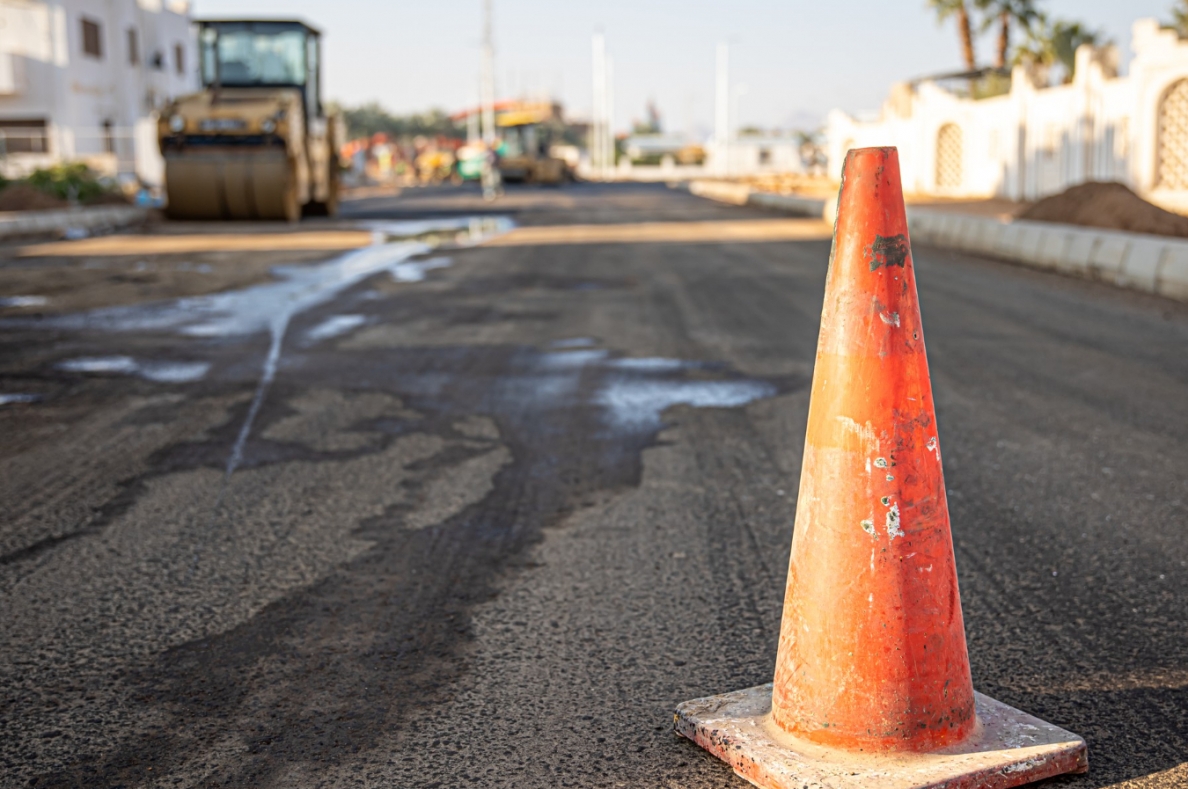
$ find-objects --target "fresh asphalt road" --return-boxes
[1,183,1186,788]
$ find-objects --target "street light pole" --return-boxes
[480,0,496,147]
[605,55,614,178]
[592,32,606,177]
[480,0,501,199]
[715,42,729,177]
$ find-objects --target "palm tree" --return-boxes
[1167,0,1188,37]
[1012,15,1057,74]
[1013,15,1106,84]
[975,0,1043,68]
[1049,20,1105,82]
[926,0,977,71]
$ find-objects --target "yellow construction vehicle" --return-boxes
[496,103,569,185]
[158,19,338,221]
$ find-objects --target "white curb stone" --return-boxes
[685,181,1188,304]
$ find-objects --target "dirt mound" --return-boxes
[0,183,69,212]
[1020,181,1188,238]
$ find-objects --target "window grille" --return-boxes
[935,123,963,189]
[1157,79,1188,189]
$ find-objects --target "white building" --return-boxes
[706,134,805,176]
[825,18,1188,211]
[0,0,196,185]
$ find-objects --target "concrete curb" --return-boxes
[906,209,1188,303]
[0,205,149,241]
[685,179,1188,304]
[687,180,829,219]
[687,179,752,206]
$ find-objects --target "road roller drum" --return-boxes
[165,152,297,222]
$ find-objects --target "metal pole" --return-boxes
[715,42,729,177]
[480,0,502,199]
[480,0,496,146]
[605,55,614,178]
[468,85,480,143]
[591,32,606,176]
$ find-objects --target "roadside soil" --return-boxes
[0,183,71,212]
[0,182,133,212]
[1019,181,1188,237]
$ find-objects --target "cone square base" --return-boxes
[675,684,1087,789]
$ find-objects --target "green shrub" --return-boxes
[26,163,107,203]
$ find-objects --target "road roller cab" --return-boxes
[159,19,338,221]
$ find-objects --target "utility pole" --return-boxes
[605,55,614,177]
[591,32,607,178]
[468,85,480,143]
[480,0,501,199]
[480,0,496,146]
[715,42,729,177]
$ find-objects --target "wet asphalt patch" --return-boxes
[25,339,796,789]
[8,225,799,786]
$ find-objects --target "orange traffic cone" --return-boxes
[675,147,1088,789]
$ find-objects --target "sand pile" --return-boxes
[0,183,69,212]
[1020,181,1188,238]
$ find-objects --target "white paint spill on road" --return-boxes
[527,348,776,431]
[539,349,609,369]
[139,362,211,383]
[391,257,451,282]
[305,314,367,343]
[596,379,776,430]
[183,241,431,340]
[1,295,49,308]
[204,218,509,479]
[59,356,139,374]
[214,239,436,479]
[0,393,40,406]
[58,356,210,383]
[34,216,515,340]
[28,221,506,479]
[609,357,687,372]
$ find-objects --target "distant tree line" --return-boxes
[337,102,466,142]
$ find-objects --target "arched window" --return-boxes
[935,123,963,189]
[1157,78,1188,189]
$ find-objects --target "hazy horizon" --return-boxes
[194,0,1170,134]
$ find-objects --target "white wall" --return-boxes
[705,138,804,177]
[825,17,1188,206]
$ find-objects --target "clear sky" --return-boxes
[194,1,1172,134]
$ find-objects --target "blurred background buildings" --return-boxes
[0,0,195,186]
[1,2,1188,212]
[827,19,1188,212]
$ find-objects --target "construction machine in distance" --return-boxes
[158,19,338,221]
[495,103,569,185]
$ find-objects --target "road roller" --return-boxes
[158,19,338,221]
[495,103,570,185]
